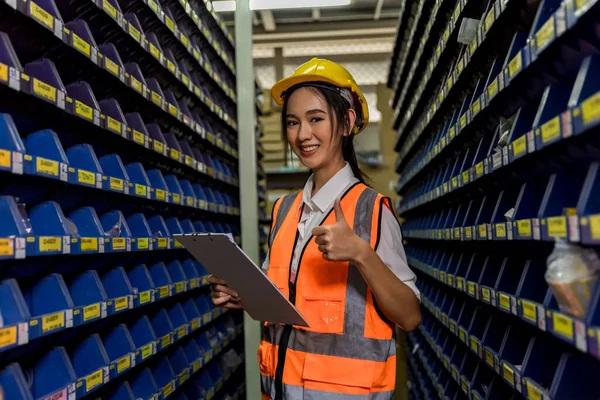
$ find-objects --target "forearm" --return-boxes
[353,241,421,331]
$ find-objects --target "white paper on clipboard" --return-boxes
[174,233,308,327]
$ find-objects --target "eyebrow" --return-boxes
[286,109,326,119]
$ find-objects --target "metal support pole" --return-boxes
[234,1,261,399]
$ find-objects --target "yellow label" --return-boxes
[107,116,122,134]
[163,383,173,397]
[495,223,506,237]
[105,57,120,77]
[177,326,186,338]
[36,157,59,176]
[0,326,17,348]
[139,290,151,304]
[161,334,171,348]
[467,282,475,296]
[159,285,169,298]
[179,370,188,385]
[461,378,469,393]
[193,360,200,373]
[167,60,176,74]
[499,294,511,310]
[109,295,128,313]
[487,79,499,99]
[0,238,13,256]
[454,227,460,238]
[470,337,478,352]
[176,282,185,293]
[72,33,91,57]
[503,363,515,385]
[512,135,527,157]
[552,313,574,339]
[30,2,54,29]
[462,170,469,183]
[484,9,494,32]
[103,0,117,19]
[135,184,147,197]
[141,343,153,359]
[469,38,477,56]
[137,237,149,249]
[112,237,126,250]
[521,300,537,322]
[541,116,560,143]
[0,63,7,84]
[166,16,175,31]
[180,33,189,47]
[0,149,9,169]
[186,196,194,207]
[581,91,600,125]
[191,319,199,330]
[172,193,181,203]
[33,78,57,103]
[83,303,101,321]
[547,216,567,237]
[78,169,96,185]
[168,104,178,117]
[81,238,98,251]
[509,53,523,78]
[128,24,141,42]
[116,355,131,373]
[130,77,143,94]
[459,328,466,342]
[151,91,162,106]
[481,287,491,302]
[85,369,103,392]
[42,312,64,333]
[516,219,532,237]
[149,43,161,60]
[170,148,180,160]
[526,381,543,400]
[485,349,494,366]
[536,17,555,51]
[449,126,456,139]
[457,277,465,291]
[109,177,124,191]
[472,99,481,115]
[447,76,453,91]
[460,114,467,129]
[155,189,166,201]
[588,215,600,239]
[153,140,164,153]
[39,236,62,252]
[157,238,167,248]
[133,130,145,145]
[479,224,487,238]
[182,74,190,87]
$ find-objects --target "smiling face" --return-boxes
[284,86,353,173]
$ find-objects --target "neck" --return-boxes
[312,158,346,195]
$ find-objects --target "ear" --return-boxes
[344,109,357,136]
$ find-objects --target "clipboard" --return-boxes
[174,233,309,327]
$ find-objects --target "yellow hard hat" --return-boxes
[271,58,369,134]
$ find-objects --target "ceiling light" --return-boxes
[212,0,352,12]
[213,0,236,12]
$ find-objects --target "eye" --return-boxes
[310,117,323,123]
[286,120,298,127]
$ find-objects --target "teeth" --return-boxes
[302,145,319,152]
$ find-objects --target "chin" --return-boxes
[296,153,325,170]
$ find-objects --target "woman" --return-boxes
[209,58,421,399]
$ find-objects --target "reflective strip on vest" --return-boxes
[263,375,394,400]
[269,192,300,248]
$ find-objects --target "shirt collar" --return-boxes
[302,163,357,213]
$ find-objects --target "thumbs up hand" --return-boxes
[312,198,365,262]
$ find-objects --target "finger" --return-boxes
[212,284,239,298]
[213,294,231,305]
[208,275,226,285]
[312,226,328,236]
[334,198,347,224]
[314,235,328,245]
[318,244,328,253]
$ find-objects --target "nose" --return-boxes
[297,120,312,141]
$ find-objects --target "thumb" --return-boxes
[334,198,347,224]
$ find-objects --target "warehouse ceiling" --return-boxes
[218,0,401,45]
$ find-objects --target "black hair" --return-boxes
[280,84,370,185]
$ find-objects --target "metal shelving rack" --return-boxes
[0,0,257,397]
[388,1,600,399]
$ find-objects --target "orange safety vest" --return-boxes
[259,183,397,400]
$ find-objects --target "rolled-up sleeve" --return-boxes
[376,206,420,302]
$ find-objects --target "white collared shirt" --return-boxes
[264,163,420,301]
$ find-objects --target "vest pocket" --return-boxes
[300,296,344,334]
[302,353,374,398]
[258,340,276,377]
